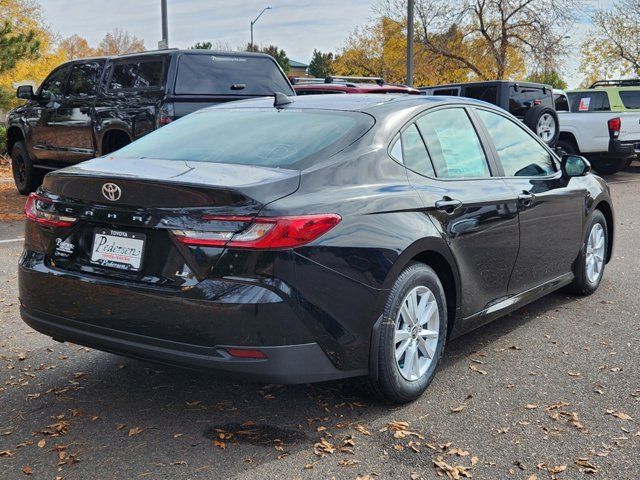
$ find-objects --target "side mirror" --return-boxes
[16,85,34,100]
[562,154,591,177]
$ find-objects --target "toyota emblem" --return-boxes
[101,182,122,201]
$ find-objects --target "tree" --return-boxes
[95,28,145,56]
[59,34,95,61]
[526,69,568,89]
[190,41,212,50]
[378,0,578,80]
[308,49,334,78]
[579,0,640,82]
[0,21,40,73]
[248,44,290,73]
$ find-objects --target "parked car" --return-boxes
[19,94,613,403]
[6,49,294,194]
[419,80,559,146]
[292,76,421,95]
[554,88,640,175]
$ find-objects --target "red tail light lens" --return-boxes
[225,348,267,359]
[172,214,341,249]
[25,193,77,228]
[608,117,621,138]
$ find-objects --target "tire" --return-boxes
[591,158,626,176]
[555,139,577,156]
[11,141,43,195]
[567,210,608,296]
[523,106,560,146]
[362,262,448,404]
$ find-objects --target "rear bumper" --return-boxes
[608,138,638,157]
[21,306,361,383]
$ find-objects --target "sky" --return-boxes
[39,0,615,89]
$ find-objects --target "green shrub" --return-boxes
[0,125,6,155]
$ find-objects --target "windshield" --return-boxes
[115,108,374,169]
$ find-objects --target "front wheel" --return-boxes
[363,263,448,403]
[11,141,43,195]
[567,210,608,296]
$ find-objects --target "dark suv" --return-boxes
[7,49,293,194]
[419,81,559,146]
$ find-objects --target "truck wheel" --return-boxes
[524,106,560,146]
[362,263,448,404]
[591,158,627,176]
[11,141,43,195]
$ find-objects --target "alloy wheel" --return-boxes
[13,153,26,186]
[585,223,605,283]
[394,286,439,381]
[536,113,556,143]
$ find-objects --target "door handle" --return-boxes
[435,197,462,214]
[518,191,535,208]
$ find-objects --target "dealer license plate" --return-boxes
[90,229,146,271]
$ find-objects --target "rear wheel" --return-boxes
[363,263,447,403]
[11,141,43,195]
[567,210,608,296]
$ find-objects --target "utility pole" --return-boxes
[407,0,414,87]
[250,6,272,51]
[159,0,169,49]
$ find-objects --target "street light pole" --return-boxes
[407,0,414,87]
[160,0,169,49]
[250,6,272,51]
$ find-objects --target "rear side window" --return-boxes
[416,108,490,179]
[509,86,551,117]
[67,62,103,97]
[463,85,498,104]
[108,59,164,90]
[401,124,435,177]
[476,109,555,177]
[115,109,373,169]
[175,54,294,96]
[619,91,640,109]
[567,92,610,112]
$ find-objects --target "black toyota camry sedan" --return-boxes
[19,94,614,403]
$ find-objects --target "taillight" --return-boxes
[25,193,77,228]
[225,348,267,359]
[172,214,341,249]
[156,102,175,127]
[608,117,621,138]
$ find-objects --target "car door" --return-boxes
[399,106,520,319]
[54,60,104,163]
[26,65,71,162]
[473,107,585,294]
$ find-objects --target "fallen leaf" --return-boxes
[469,364,487,375]
[212,440,226,449]
[128,427,143,437]
[37,439,45,448]
[607,410,632,421]
[524,404,538,410]
[22,466,33,475]
[450,406,465,413]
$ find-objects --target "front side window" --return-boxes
[67,62,103,97]
[554,93,570,112]
[476,109,556,177]
[401,124,434,177]
[39,66,71,99]
[416,108,490,179]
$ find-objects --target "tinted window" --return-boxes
[463,85,498,104]
[135,60,163,88]
[116,109,373,169]
[432,88,459,96]
[67,62,102,97]
[619,91,640,109]
[554,93,570,112]
[509,86,552,117]
[109,62,137,90]
[175,54,293,96]
[295,89,346,95]
[401,124,434,177]
[567,92,610,112]
[39,66,70,99]
[477,109,555,177]
[416,108,490,179]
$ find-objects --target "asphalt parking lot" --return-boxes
[0,168,638,480]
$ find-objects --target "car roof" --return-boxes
[209,93,495,114]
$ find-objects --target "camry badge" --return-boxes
[101,182,122,201]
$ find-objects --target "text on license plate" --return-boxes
[90,229,145,271]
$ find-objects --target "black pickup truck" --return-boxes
[6,49,294,194]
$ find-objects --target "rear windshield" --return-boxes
[115,108,374,168]
[619,90,640,109]
[175,54,294,96]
